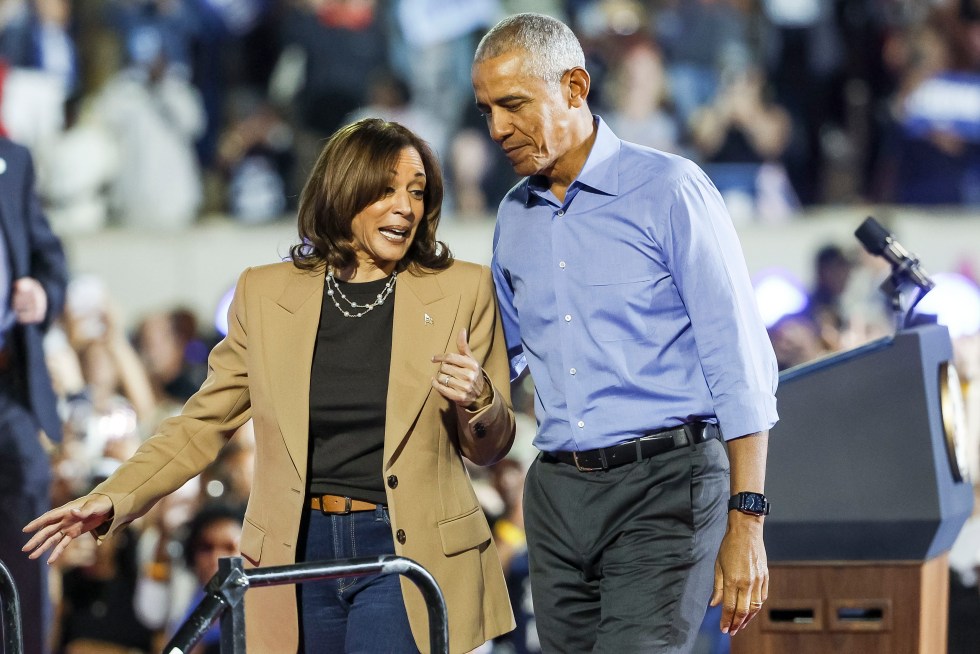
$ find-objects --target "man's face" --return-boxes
[472,50,573,178]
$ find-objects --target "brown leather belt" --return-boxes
[309,494,381,514]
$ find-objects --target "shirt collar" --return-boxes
[523,115,621,206]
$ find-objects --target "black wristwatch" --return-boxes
[728,492,770,516]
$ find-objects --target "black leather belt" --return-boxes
[543,422,721,472]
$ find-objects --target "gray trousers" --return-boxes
[524,438,729,654]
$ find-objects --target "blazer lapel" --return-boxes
[261,267,323,479]
[384,270,459,467]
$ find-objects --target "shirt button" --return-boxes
[570,368,577,375]
[564,314,572,322]
[577,421,585,428]
[557,210,564,217]
[396,529,407,544]
[387,475,398,489]
[559,261,566,269]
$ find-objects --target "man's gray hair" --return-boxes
[474,13,585,87]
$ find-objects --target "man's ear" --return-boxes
[566,67,590,108]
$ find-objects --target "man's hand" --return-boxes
[710,512,769,635]
[12,277,48,324]
[711,430,770,635]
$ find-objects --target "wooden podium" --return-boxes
[733,326,973,654]
[732,555,949,654]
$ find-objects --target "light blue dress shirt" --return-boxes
[491,117,778,453]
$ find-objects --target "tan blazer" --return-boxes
[91,260,517,653]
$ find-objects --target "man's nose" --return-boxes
[487,110,511,143]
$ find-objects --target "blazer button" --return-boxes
[474,422,487,438]
[387,475,398,489]
[396,529,406,544]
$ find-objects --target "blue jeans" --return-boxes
[296,505,419,654]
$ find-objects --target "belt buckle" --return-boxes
[572,450,607,472]
[318,496,352,515]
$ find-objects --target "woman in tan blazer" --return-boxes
[24,118,517,653]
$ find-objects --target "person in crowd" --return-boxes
[602,38,681,156]
[345,69,449,166]
[134,307,207,413]
[874,14,980,205]
[767,312,829,371]
[154,502,245,654]
[689,62,798,222]
[216,93,294,224]
[94,22,206,229]
[472,13,777,653]
[0,0,78,93]
[0,135,68,654]
[24,117,516,654]
[805,244,854,353]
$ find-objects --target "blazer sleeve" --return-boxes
[454,264,516,466]
[91,268,254,539]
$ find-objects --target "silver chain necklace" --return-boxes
[325,269,397,318]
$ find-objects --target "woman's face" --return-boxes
[349,146,426,279]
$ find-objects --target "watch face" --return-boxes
[731,492,768,515]
[742,494,767,514]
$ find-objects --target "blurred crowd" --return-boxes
[20,233,980,653]
[2,0,980,653]
[1,0,980,235]
[24,242,980,652]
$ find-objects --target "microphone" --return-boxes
[854,217,935,291]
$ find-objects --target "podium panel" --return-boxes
[731,555,949,654]
[765,324,973,561]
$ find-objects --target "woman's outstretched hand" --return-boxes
[22,494,114,564]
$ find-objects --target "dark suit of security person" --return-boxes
[0,136,68,654]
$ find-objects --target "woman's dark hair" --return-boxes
[181,502,245,570]
[289,118,452,274]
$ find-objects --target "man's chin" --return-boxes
[510,158,544,178]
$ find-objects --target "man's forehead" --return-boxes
[473,49,528,78]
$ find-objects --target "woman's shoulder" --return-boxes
[420,259,489,285]
[239,260,321,291]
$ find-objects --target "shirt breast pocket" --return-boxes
[586,273,654,342]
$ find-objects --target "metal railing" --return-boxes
[163,555,448,654]
[0,560,24,654]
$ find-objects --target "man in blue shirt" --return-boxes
[472,14,778,653]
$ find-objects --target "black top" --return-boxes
[308,274,395,504]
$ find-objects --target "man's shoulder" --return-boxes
[618,140,703,186]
